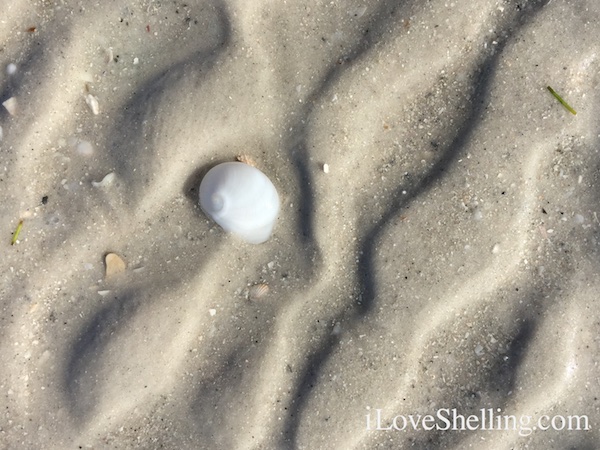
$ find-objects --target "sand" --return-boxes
[1,0,599,448]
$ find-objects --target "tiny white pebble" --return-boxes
[209,308,217,316]
[492,243,500,254]
[323,163,330,173]
[6,63,17,75]
[133,57,139,65]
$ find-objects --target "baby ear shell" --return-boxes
[199,162,280,244]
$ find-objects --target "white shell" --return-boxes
[199,162,280,244]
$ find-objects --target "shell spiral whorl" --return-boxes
[209,193,225,213]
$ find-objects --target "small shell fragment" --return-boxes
[2,97,18,116]
[85,94,100,115]
[248,283,270,300]
[105,252,126,279]
[236,154,257,167]
[349,5,367,17]
[323,163,330,174]
[92,172,116,187]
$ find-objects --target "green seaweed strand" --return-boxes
[11,220,23,245]
[547,86,577,115]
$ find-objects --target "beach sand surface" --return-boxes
[1,0,599,448]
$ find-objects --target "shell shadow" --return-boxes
[99,2,232,209]
[62,289,142,424]
[183,158,232,210]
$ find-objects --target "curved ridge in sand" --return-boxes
[1,1,599,449]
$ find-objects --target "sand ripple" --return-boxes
[1,0,599,448]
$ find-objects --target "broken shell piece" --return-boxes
[105,252,126,279]
[92,172,116,187]
[2,97,18,116]
[85,94,100,115]
[248,283,270,300]
[236,154,257,167]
